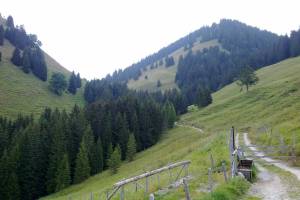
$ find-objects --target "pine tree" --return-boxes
[0,25,4,46]
[22,48,31,73]
[31,47,47,81]
[68,72,77,94]
[76,73,82,88]
[91,137,103,174]
[55,154,71,192]
[6,16,14,29]
[114,113,129,160]
[82,125,94,172]
[11,48,22,66]
[74,141,90,184]
[108,145,121,174]
[126,134,136,162]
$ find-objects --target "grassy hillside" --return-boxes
[43,56,300,200]
[0,39,85,118]
[127,39,221,92]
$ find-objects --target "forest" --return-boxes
[0,82,177,199]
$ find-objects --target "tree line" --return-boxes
[49,71,82,96]
[0,15,48,81]
[175,20,300,100]
[0,85,176,199]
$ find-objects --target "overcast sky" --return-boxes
[1,0,300,79]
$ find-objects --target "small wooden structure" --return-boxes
[237,159,253,181]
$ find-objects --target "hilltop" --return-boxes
[0,15,85,118]
[43,55,300,200]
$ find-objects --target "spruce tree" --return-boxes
[76,73,82,88]
[6,16,14,29]
[126,134,136,162]
[22,48,31,73]
[108,145,121,174]
[68,72,77,94]
[55,154,71,192]
[11,48,22,66]
[0,25,4,46]
[74,141,90,184]
[91,137,103,175]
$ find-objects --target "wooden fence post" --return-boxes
[145,176,149,194]
[208,168,213,192]
[135,181,138,192]
[292,133,297,164]
[157,174,160,189]
[90,192,93,200]
[222,161,228,182]
[120,186,124,200]
[149,193,155,200]
[106,190,109,200]
[183,178,191,200]
[229,126,236,178]
[210,153,215,170]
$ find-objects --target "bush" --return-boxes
[201,177,250,200]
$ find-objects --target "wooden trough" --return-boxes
[237,159,253,181]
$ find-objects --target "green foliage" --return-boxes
[0,25,4,46]
[49,72,67,95]
[163,101,177,129]
[196,87,212,107]
[201,177,250,200]
[236,66,259,92]
[68,71,77,94]
[6,16,14,29]
[91,138,104,175]
[74,141,91,184]
[157,79,162,87]
[108,145,121,174]
[11,48,22,66]
[22,48,31,73]
[55,154,71,192]
[126,134,137,162]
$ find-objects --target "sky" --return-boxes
[1,0,300,79]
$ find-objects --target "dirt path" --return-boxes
[242,133,300,200]
[249,163,290,200]
[243,133,300,181]
[175,122,204,133]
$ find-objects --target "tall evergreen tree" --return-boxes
[91,137,103,175]
[0,25,4,46]
[113,113,129,160]
[0,150,20,200]
[6,16,14,29]
[108,145,121,174]
[74,141,90,184]
[22,48,31,73]
[55,154,71,192]
[46,111,65,194]
[76,73,82,88]
[31,47,47,81]
[11,48,22,66]
[126,134,136,162]
[68,72,77,94]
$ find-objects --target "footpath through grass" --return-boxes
[44,56,300,199]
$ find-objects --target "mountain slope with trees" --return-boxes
[0,15,85,118]
[43,55,300,200]
[118,20,300,108]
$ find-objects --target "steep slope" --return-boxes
[127,39,221,91]
[43,56,300,200]
[0,39,85,118]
